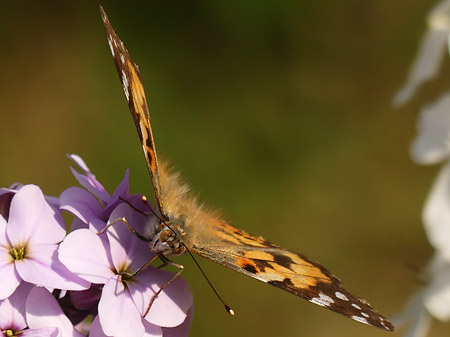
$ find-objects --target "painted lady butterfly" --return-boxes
[100,6,394,331]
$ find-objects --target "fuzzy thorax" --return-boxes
[150,161,221,253]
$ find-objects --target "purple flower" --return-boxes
[61,154,140,232]
[0,185,89,300]
[0,282,84,337]
[59,203,193,337]
[26,287,85,337]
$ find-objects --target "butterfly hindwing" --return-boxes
[100,6,166,218]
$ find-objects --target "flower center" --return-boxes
[10,246,26,260]
[2,329,23,336]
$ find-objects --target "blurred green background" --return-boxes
[1,1,449,336]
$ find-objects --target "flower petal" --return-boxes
[161,305,194,337]
[7,185,65,245]
[59,229,114,284]
[26,287,84,337]
[89,316,107,337]
[21,327,59,337]
[98,276,144,337]
[130,268,193,328]
[423,161,450,258]
[60,187,103,225]
[0,282,32,330]
[106,203,154,273]
[103,169,130,215]
[15,244,89,290]
[68,154,110,203]
[411,93,450,164]
[393,29,449,107]
[0,223,21,299]
[142,320,163,337]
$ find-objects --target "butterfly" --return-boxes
[99,6,394,331]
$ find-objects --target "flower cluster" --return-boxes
[0,154,193,337]
[394,1,450,336]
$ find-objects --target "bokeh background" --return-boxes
[1,1,449,336]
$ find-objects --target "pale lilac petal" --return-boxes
[75,317,92,336]
[0,239,21,299]
[393,29,449,106]
[68,154,110,203]
[15,244,89,290]
[59,229,114,284]
[26,287,84,337]
[161,305,194,337]
[0,265,21,300]
[411,93,450,164]
[0,214,21,299]
[98,276,144,337]
[21,327,59,337]
[60,187,103,225]
[89,316,107,337]
[423,162,450,259]
[89,217,109,233]
[89,314,163,337]
[130,268,193,328]
[103,169,130,215]
[106,203,154,273]
[7,185,65,245]
[0,282,32,330]
[143,320,163,337]
[70,218,88,231]
[44,195,60,209]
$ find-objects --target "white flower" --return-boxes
[411,93,450,164]
[396,91,450,336]
[393,0,450,106]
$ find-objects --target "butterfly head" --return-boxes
[150,218,187,256]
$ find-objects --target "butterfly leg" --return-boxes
[143,255,184,318]
[97,217,150,243]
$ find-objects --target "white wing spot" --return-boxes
[351,303,362,310]
[120,53,125,64]
[108,38,115,57]
[121,70,130,101]
[310,293,335,307]
[335,291,348,301]
[351,316,369,325]
[361,312,369,318]
[113,38,118,48]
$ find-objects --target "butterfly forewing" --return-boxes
[100,6,394,332]
[100,6,166,219]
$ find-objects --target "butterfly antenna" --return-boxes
[182,242,235,316]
